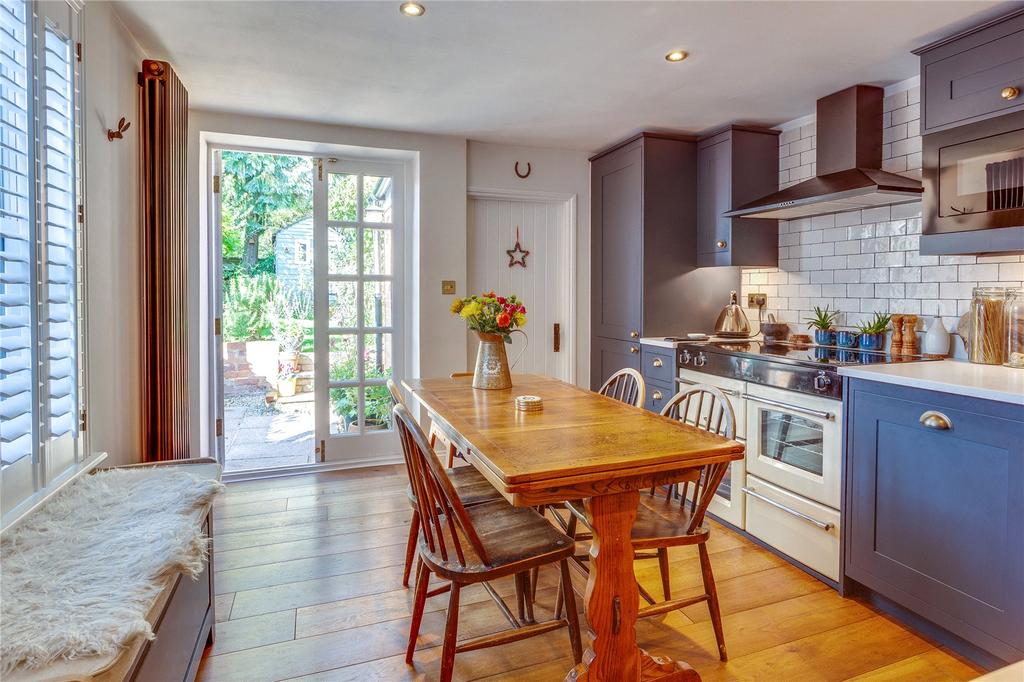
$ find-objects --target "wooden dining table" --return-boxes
[402,374,745,681]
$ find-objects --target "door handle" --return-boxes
[629,345,639,354]
[742,487,834,531]
[745,394,834,421]
[553,323,560,353]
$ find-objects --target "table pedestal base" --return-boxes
[563,490,702,682]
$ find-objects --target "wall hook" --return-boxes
[107,116,131,141]
[514,161,531,179]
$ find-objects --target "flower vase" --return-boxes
[473,332,513,390]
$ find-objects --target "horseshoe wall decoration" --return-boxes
[514,161,531,179]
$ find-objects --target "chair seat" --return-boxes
[420,500,574,581]
[406,465,502,508]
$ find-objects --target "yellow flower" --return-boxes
[449,298,464,314]
[514,312,527,326]
[460,301,482,318]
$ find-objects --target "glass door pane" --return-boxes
[315,159,403,462]
[759,410,824,476]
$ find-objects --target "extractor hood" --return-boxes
[725,85,923,220]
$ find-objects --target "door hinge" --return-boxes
[214,317,222,336]
[317,439,326,462]
[317,158,323,181]
[212,175,220,193]
[76,42,82,63]
[77,205,84,224]
[79,410,87,432]
[216,418,223,438]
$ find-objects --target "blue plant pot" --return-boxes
[858,332,885,351]
[835,330,857,348]
[813,329,835,346]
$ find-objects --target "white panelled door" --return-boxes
[467,195,574,382]
[314,158,404,464]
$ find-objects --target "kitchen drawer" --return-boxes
[644,378,674,414]
[920,17,1024,133]
[744,474,841,581]
[641,346,675,385]
[677,368,746,439]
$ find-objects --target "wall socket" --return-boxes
[441,280,456,295]
[747,293,767,308]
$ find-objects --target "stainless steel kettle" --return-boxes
[714,291,753,338]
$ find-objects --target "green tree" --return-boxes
[221,151,313,275]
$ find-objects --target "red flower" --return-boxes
[497,297,507,305]
[519,305,527,314]
[496,312,511,328]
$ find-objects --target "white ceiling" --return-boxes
[112,1,1013,152]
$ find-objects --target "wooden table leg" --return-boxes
[566,490,700,682]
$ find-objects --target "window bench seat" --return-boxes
[2,458,222,682]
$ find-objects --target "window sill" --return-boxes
[1,452,108,534]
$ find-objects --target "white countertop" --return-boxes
[839,360,1024,405]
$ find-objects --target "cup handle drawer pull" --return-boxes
[652,358,663,368]
[742,487,834,532]
[919,410,951,430]
[652,390,663,401]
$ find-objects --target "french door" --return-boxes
[313,158,404,463]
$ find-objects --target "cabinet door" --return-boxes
[592,144,643,341]
[697,139,731,258]
[590,335,640,391]
[846,381,1024,660]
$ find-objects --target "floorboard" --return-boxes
[197,468,985,682]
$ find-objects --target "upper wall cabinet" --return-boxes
[697,126,780,267]
[915,9,1024,255]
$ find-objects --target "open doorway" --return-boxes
[217,150,316,473]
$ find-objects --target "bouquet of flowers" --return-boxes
[450,292,527,343]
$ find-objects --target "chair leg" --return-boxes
[657,547,671,600]
[446,442,457,468]
[440,582,461,682]
[406,562,430,664]
[699,542,727,662]
[523,572,536,624]
[402,510,420,588]
[559,559,583,665]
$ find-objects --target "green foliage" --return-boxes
[223,274,278,341]
[329,347,393,430]
[805,305,839,331]
[221,151,313,278]
[856,312,892,335]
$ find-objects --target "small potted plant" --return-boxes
[277,358,298,397]
[856,312,892,351]
[805,305,839,346]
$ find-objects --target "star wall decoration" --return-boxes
[507,226,529,268]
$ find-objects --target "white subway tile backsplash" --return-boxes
[744,89,1023,350]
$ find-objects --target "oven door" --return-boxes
[677,368,746,528]
[744,383,841,509]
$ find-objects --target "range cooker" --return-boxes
[658,338,932,585]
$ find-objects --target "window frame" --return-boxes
[1,0,93,532]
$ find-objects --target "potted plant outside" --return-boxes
[805,306,839,346]
[856,312,892,351]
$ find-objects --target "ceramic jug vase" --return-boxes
[472,330,528,390]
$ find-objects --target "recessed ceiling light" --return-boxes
[665,50,688,63]
[400,2,425,17]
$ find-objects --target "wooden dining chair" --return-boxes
[561,384,736,661]
[395,403,583,682]
[386,380,501,588]
[597,367,645,407]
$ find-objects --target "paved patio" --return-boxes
[224,391,315,472]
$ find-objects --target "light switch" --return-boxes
[441,280,456,295]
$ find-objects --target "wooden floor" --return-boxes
[197,466,983,682]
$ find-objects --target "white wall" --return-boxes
[82,3,146,467]
[466,141,591,385]
[187,111,469,454]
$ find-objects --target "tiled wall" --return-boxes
[741,82,1023,355]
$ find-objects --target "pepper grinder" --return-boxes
[902,315,919,356]
[890,314,904,355]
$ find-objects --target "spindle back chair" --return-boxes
[597,367,645,407]
[394,404,583,682]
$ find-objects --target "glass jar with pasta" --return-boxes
[969,287,1009,365]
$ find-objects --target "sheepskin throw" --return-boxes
[0,467,224,674]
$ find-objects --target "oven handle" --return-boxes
[745,394,834,421]
[742,486,834,532]
[674,376,744,398]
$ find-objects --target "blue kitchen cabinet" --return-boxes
[640,345,676,413]
[843,378,1024,664]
